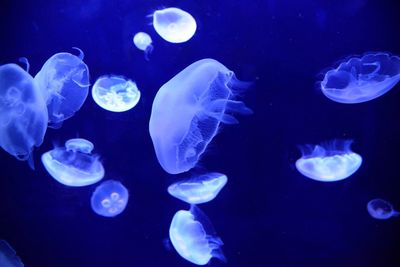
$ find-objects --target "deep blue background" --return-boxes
[1,0,400,266]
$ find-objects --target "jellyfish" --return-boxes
[169,205,225,265]
[0,240,24,267]
[34,47,89,128]
[320,52,400,103]
[367,198,400,220]
[133,32,153,60]
[41,138,104,187]
[91,75,141,112]
[295,139,362,182]
[168,172,228,204]
[149,58,252,174]
[91,180,129,217]
[152,7,197,43]
[0,62,48,168]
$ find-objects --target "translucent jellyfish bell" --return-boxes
[133,32,153,60]
[153,7,197,43]
[367,198,400,220]
[168,172,228,204]
[0,240,24,267]
[92,75,141,112]
[320,52,400,103]
[41,138,104,187]
[91,180,129,217]
[169,205,226,265]
[149,59,252,174]
[295,139,362,182]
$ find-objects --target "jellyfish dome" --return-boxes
[0,63,48,167]
[320,52,400,104]
[41,138,104,187]
[295,139,362,182]
[34,48,89,128]
[169,206,225,265]
[168,172,228,204]
[0,240,24,267]
[367,198,400,220]
[91,180,129,217]
[133,32,153,60]
[149,58,252,174]
[91,75,141,112]
[152,7,197,43]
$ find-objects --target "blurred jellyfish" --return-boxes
[168,172,228,204]
[320,52,400,103]
[0,62,48,168]
[133,32,153,60]
[152,7,197,43]
[91,180,129,217]
[295,139,362,182]
[0,240,24,267]
[367,198,400,220]
[149,58,252,174]
[169,205,226,265]
[91,75,141,112]
[41,138,104,186]
[34,47,89,128]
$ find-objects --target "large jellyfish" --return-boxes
[295,139,362,182]
[168,172,228,204]
[34,48,89,128]
[0,240,24,267]
[91,75,141,112]
[320,52,400,103]
[133,32,153,60]
[169,205,225,265]
[41,138,104,186]
[0,62,48,167]
[152,7,197,43]
[91,180,129,217]
[149,58,252,174]
[367,198,399,220]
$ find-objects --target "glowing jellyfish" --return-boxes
[34,47,89,128]
[152,7,197,43]
[0,240,24,267]
[41,138,104,187]
[367,198,400,220]
[0,62,48,168]
[320,52,400,103]
[295,139,362,182]
[133,32,153,60]
[168,172,228,204]
[169,205,226,265]
[149,58,252,174]
[91,180,129,217]
[91,75,141,112]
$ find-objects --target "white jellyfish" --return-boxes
[367,198,400,220]
[133,32,153,60]
[91,180,129,217]
[0,240,24,267]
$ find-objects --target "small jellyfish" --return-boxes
[367,198,400,220]
[91,180,129,217]
[169,205,225,265]
[133,32,153,60]
[168,172,228,204]
[0,240,24,267]
[295,139,362,182]
[41,138,104,187]
[91,75,141,112]
[149,59,252,174]
[320,52,400,103]
[34,47,89,128]
[152,7,197,43]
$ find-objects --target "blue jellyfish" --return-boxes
[0,240,24,267]
[367,198,400,220]
[169,205,225,265]
[91,75,141,112]
[41,138,104,187]
[295,139,362,182]
[168,172,228,204]
[34,48,89,128]
[0,62,48,168]
[320,52,400,103]
[152,7,197,43]
[133,32,153,60]
[91,180,129,217]
[149,59,252,174]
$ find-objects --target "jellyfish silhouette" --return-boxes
[34,47,89,128]
[0,240,24,267]
[149,58,252,174]
[91,75,141,112]
[41,138,104,186]
[0,62,48,168]
[295,139,362,182]
[91,180,129,217]
[133,32,153,60]
[320,52,400,103]
[367,198,400,220]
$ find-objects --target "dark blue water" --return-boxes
[1,0,400,266]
